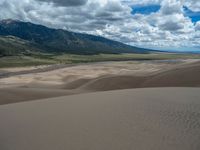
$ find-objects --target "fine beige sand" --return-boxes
[0,87,76,105]
[0,60,200,150]
[0,59,200,105]
[0,88,200,150]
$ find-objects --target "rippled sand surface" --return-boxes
[0,59,200,105]
[0,88,200,150]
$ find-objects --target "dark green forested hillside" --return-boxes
[0,19,149,56]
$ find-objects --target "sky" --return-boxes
[0,0,200,52]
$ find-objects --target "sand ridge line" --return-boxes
[0,60,200,105]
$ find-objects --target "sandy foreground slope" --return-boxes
[0,59,200,105]
[0,60,200,150]
[0,88,200,150]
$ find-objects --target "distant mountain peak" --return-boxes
[0,19,150,54]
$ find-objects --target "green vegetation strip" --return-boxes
[0,53,200,68]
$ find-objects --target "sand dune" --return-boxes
[0,88,200,150]
[0,87,75,105]
[0,60,200,149]
[82,61,200,90]
[142,62,200,87]
[0,60,200,105]
[79,75,147,91]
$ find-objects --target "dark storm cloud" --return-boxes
[36,0,88,6]
[159,21,184,31]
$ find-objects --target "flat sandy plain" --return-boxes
[0,59,200,150]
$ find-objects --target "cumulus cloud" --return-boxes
[160,0,183,15]
[185,0,200,12]
[195,21,200,31]
[36,0,88,6]
[121,0,162,6]
[0,0,199,51]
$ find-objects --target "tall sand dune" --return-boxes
[79,75,147,91]
[0,60,200,105]
[80,61,200,90]
[0,88,200,150]
[0,88,75,105]
[142,62,200,87]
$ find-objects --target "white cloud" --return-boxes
[160,0,183,15]
[36,0,88,6]
[195,21,200,31]
[185,0,200,12]
[121,0,162,6]
[0,0,199,51]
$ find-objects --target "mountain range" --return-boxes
[0,19,149,56]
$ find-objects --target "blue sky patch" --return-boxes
[183,6,200,23]
[131,5,161,15]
